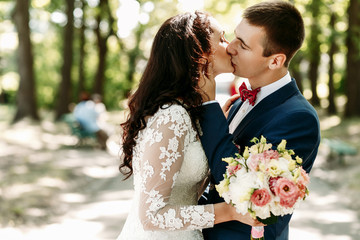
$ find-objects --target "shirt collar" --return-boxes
[255,72,292,104]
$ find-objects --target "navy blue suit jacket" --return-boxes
[199,79,321,240]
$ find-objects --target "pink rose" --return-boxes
[250,188,271,207]
[247,154,262,171]
[227,164,242,176]
[300,167,310,185]
[269,176,281,195]
[274,178,300,208]
[297,183,307,199]
[247,151,276,172]
[263,150,280,160]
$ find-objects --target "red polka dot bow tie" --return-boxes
[238,82,260,106]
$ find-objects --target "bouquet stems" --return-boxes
[250,226,264,240]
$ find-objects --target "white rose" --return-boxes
[227,171,257,214]
[234,201,250,215]
[268,159,283,177]
[269,200,282,216]
[253,204,271,219]
[277,158,293,179]
[269,200,294,216]
[222,192,231,204]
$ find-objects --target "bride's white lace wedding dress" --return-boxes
[117,104,215,240]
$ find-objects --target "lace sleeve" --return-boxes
[138,106,215,231]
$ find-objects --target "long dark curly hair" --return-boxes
[119,11,213,179]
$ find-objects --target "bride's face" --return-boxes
[208,18,234,76]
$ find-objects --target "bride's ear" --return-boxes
[199,56,211,75]
[199,58,207,65]
[268,53,286,70]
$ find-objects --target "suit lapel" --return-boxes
[227,98,243,124]
[232,79,300,138]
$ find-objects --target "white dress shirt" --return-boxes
[228,72,292,134]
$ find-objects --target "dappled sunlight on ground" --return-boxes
[0,107,132,239]
[2,118,79,150]
[289,146,360,240]
[81,166,119,179]
[0,220,105,240]
[290,178,360,239]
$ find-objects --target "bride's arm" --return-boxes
[138,106,262,231]
[138,107,215,231]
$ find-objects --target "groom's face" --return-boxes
[227,19,269,82]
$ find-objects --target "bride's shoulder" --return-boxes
[164,102,187,111]
[151,103,191,123]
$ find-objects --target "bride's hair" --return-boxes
[120,11,213,179]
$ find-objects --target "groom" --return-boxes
[199,1,321,240]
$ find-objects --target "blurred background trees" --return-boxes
[0,0,359,122]
[11,0,39,122]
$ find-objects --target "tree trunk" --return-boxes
[308,0,321,106]
[77,0,86,100]
[55,0,75,120]
[327,12,337,115]
[12,0,39,123]
[92,0,116,96]
[93,16,108,96]
[124,24,145,98]
[345,0,360,117]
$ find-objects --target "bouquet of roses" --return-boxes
[215,136,310,240]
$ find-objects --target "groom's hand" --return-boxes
[222,94,240,118]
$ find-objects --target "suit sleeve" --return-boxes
[199,102,239,184]
[263,109,321,174]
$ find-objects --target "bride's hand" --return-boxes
[233,212,266,227]
[222,94,240,118]
[214,202,266,227]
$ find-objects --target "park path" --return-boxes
[290,160,360,240]
[0,144,359,240]
[0,113,359,239]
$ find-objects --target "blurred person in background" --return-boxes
[73,92,109,150]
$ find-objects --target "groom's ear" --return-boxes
[268,53,286,69]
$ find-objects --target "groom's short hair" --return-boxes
[243,0,304,67]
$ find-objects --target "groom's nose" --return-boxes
[226,40,237,56]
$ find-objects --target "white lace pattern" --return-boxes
[118,104,214,240]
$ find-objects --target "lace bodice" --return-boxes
[118,104,215,240]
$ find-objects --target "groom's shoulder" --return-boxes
[284,91,318,114]
[273,94,319,127]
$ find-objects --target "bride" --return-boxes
[117,11,262,240]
